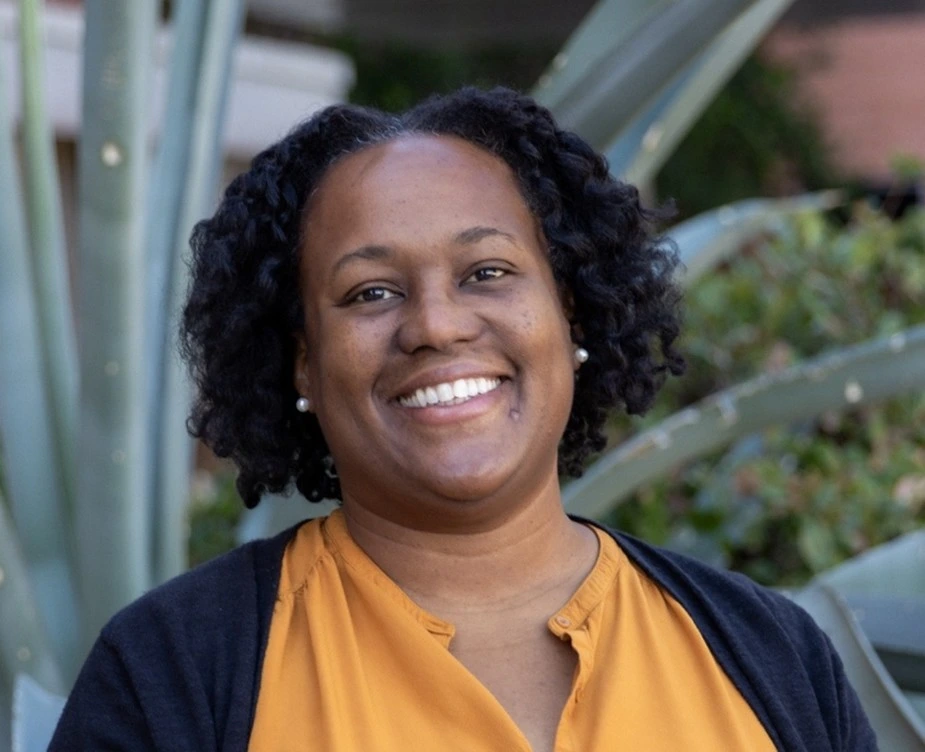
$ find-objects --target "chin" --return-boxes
[404,455,544,509]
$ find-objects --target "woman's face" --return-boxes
[295,135,577,528]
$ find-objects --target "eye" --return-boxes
[466,267,508,283]
[350,286,400,304]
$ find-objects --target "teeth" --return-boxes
[398,377,502,408]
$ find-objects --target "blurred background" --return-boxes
[1,0,923,747]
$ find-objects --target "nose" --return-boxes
[395,281,482,354]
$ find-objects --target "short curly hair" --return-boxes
[181,86,684,508]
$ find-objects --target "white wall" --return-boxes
[0,1,355,160]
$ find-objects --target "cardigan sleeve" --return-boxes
[48,633,157,751]
[47,526,291,752]
[604,525,878,751]
[771,588,879,751]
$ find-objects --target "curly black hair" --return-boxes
[181,86,684,508]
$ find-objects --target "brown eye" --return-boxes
[351,287,399,304]
[467,267,507,283]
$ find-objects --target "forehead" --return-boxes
[302,135,537,244]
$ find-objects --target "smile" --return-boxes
[397,377,502,408]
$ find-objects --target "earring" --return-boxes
[574,347,589,365]
[296,396,311,413]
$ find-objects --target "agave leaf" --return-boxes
[74,0,158,645]
[792,585,925,748]
[18,0,78,509]
[607,0,794,184]
[12,674,67,752]
[815,530,925,600]
[842,594,925,693]
[0,55,81,678]
[0,495,63,696]
[144,0,208,360]
[151,0,246,584]
[533,0,672,110]
[907,692,925,725]
[563,325,925,518]
[671,192,844,286]
[145,0,208,584]
[0,680,8,752]
[534,0,753,150]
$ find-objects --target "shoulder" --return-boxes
[604,526,818,639]
[52,524,303,751]
[104,523,297,650]
[595,524,877,751]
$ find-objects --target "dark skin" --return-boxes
[294,135,598,751]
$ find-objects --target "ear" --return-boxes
[293,333,315,408]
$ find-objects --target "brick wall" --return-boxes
[763,14,925,180]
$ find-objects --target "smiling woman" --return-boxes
[49,88,875,751]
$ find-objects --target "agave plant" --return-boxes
[0,0,245,745]
[1,0,923,750]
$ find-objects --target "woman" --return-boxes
[51,87,874,750]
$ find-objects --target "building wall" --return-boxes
[764,12,925,181]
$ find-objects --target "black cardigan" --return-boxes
[49,521,877,750]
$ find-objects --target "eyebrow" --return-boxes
[454,226,517,246]
[330,226,517,277]
[331,244,393,276]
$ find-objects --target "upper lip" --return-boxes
[388,364,510,401]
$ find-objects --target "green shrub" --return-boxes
[608,207,925,585]
[657,56,839,219]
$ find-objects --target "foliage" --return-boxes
[657,56,838,218]
[188,470,243,567]
[340,38,553,113]
[608,207,925,585]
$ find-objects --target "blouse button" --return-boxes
[555,616,571,628]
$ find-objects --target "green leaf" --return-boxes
[18,0,78,511]
[0,494,64,696]
[671,192,843,287]
[12,673,66,752]
[843,594,925,693]
[564,325,925,519]
[607,0,796,185]
[797,518,839,573]
[816,529,925,599]
[74,0,159,647]
[148,0,246,585]
[533,0,671,112]
[535,0,755,150]
[0,45,81,680]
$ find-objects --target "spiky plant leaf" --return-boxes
[0,494,63,696]
[564,325,925,518]
[74,0,158,646]
[150,0,246,584]
[0,53,80,679]
[18,0,78,509]
[607,0,795,185]
[12,674,66,752]
[534,0,754,150]
[672,191,843,286]
[815,529,925,599]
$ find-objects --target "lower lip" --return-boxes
[393,382,509,425]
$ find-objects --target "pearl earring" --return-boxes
[574,347,589,365]
[296,396,311,413]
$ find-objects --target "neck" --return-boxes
[340,475,598,613]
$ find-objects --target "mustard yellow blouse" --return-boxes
[249,510,775,750]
